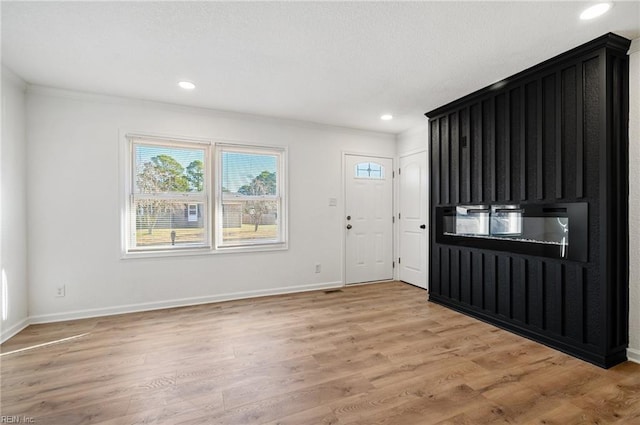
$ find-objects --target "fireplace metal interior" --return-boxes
[436,203,587,262]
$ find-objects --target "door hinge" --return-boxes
[392,261,395,269]
[392,216,395,223]
[398,212,401,219]
[398,168,401,175]
[392,170,395,178]
[398,257,401,264]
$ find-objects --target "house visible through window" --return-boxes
[124,135,286,256]
[218,145,285,248]
[127,137,210,252]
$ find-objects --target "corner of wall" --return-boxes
[1,66,30,344]
[627,37,640,361]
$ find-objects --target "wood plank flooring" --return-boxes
[1,281,639,424]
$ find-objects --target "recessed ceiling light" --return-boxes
[380,114,393,121]
[178,81,196,90]
[580,2,612,20]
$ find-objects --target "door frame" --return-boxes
[397,148,429,289]
[341,151,395,285]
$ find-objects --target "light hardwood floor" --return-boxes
[1,281,639,424]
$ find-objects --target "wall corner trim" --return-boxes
[627,348,640,365]
[628,38,640,55]
[0,318,30,344]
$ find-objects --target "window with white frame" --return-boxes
[217,145,285,248]
[124,135,286,256]
[126,136,210,253]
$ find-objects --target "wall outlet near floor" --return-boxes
[56,285,66,297]
[315,263,321,273]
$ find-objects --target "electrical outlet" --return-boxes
[315,263,321,273]
[56,285,66,297]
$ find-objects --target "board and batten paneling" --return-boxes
[426,33,630,368]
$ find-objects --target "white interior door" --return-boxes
[345,155,393,284]
[399,151,428,289]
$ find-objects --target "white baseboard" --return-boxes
[28,281,344,325]
[0,317,30,344]
[628,348,640,364]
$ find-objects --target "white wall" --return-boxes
[627,38,640,364]
[397,124,428,156]
[26,87,395,322]
[1,67,29,342]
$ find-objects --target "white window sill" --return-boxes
[121,243,288,260]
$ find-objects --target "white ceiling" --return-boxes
[2,1,639,134]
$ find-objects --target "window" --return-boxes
[123,135,287,256]
[217,145,285,248]
[355,161,385,179]
[126,136,210,253]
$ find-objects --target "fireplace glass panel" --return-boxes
[438,203,585,261]
[455,206,489,235]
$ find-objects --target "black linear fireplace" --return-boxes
[425,33,630,368]
[436,203,588,262]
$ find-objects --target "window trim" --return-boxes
[120,133,288,259]
[215,143,287,250]
[125,135,212,254]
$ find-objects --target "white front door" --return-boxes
[345,155,393,284]
[399,151,428,289]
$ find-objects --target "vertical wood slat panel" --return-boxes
[464,107,471,203]
[565,264,584,342]
[542,262,562,335]
[491,98,497,202]
[543,74,557,202]
[461,250,471,304]
[556,71,563,198]
[472,103,483,203]
[451,249,460,301]
[497,256,512,318]
[576,62,584,198]
[484,254,497,313]
[450,112,460,205]
[580,266,587,344]
[583,57,600,201]
[535,260,546,329]
[495,94,504,200]
[442,247,450,298]
[520,86,527,200]
[561,65,577,200]
[441,117,450,204]
[482,99,495,202]
[431,120,440,205]
[508,88,521,202]
[536,80,544,200]
[472,252,484,310]
[520,258,529,324]
[505,94,511,201]
[525,82,538,200]
[432,246,441,295]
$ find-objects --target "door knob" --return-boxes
[346,215,351,220]
[420,224,426,229]
[346,224,352,229]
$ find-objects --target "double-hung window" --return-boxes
[217,145,285,248]
[123,135,286,256]
[126,136,210,253]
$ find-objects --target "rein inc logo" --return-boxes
[0,417,35,424]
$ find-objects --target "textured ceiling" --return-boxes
[2,1,639,134]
